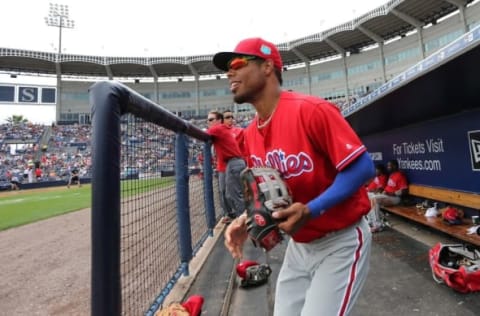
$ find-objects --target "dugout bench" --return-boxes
[380,184,480,247]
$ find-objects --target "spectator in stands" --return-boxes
[206,110,246,223]
[367,159,408,232]
[0,122,95,184]
[23,167,29,182]
[35,166,42,181]
[27,165,34,183]
[67,165,81,188]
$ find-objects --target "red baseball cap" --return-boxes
[213,37,283,71]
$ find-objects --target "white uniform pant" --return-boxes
[366,193,400,228]
[274,217,372,316]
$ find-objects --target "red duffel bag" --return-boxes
[429,242,480,293]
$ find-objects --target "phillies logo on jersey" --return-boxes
[250,149,313,179]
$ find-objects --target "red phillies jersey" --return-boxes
[243,91,371,243]
[366,174,388,192]
[383,171,408,194]
[208,124,244,172]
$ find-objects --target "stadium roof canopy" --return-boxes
[0,0,475,79]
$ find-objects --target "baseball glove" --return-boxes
[236,260,272,288]
[240,167,292,251]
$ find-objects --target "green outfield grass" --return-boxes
[0,185,92,231]
[0,177,175,231]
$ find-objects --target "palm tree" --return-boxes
[5,115,29,125]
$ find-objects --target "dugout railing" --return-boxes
[90,81,218,316]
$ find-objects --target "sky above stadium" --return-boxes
[1,0,388,124]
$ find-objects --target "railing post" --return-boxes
[203,141,216,234]
[175,132,192,276]
[90,81,122,316]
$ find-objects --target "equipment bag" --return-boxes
[429,242,480,293]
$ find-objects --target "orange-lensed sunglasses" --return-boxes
[227,56,258,70]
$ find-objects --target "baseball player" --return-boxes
[209,111,234,223]
[366,164,388,194]
[217,110,246,223]
[213,37,375,316]
[367,159,408,232]
[206,110,246,220]
[67,165,81,188]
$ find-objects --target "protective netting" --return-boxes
[119,116,209,316]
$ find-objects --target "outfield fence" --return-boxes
[90,81,220,316]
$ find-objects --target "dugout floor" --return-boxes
[172,214,480,316]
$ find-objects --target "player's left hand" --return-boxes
[224,213,248,259]
[272,202,311,235]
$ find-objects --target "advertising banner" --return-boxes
[363,110,480,193]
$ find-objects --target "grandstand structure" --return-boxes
[0,0,479,124]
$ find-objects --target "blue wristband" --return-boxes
[307,152,374,218]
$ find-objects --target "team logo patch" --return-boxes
[254,214,266,226]
[468,130,480,171]
[260,44,271,55]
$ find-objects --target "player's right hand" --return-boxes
[273,202,311,235]
[224,213,248,259]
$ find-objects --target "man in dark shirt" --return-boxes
[67,167,81,188]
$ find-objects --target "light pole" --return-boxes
[45,3,74,123]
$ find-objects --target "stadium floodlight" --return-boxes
[45,3,75,57]
[45,3,75,123]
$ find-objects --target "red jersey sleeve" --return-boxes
[303,100,366,171]
[206,124,221,138]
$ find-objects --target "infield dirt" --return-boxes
[0,206,90,315]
